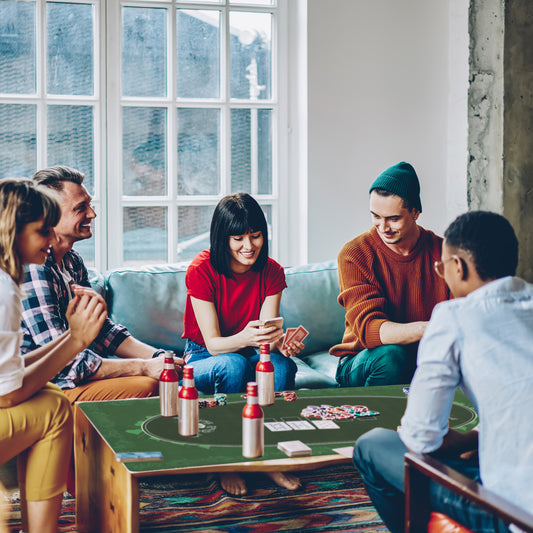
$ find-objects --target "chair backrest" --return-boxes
[404,452,533,533]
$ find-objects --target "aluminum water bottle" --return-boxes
[242,382,264,458]
[179,365,199,436]
[159,352,179,417]
[256,344,275,406]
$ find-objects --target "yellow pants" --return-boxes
[0,383,73,501]
[62,376,158,403]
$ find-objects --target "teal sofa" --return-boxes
[1,261,344,489]
[93,260,344,390]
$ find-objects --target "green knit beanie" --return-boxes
[369,161,422,213]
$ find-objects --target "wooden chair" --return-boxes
[404,452,533,533]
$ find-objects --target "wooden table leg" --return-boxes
[75,406,140,533]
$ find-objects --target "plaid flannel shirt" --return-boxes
[20,249,130,389]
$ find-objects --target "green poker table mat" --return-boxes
[78,385,478,473]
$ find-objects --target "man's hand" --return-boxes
[437,429,479,458]
[66,291,107,349]
[141,355,184,380]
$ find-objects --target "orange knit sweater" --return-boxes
[330,226,450,357]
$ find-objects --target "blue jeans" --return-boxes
[336,344,417,387]
[352,428,510,533]
[183,340,297,394]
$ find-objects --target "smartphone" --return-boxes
[261,317,284,329]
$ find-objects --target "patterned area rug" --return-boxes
[6,464,386,532]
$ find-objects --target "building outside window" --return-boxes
[0,0,286,269]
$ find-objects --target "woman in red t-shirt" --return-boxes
[182,193,304,495]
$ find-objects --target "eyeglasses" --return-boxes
[434,256,457,278]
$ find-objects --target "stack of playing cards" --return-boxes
[277,440,312,457]
[282,325,309,351]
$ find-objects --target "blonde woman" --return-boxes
[0,178,106,533]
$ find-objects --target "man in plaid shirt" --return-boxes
[20,165,183,404]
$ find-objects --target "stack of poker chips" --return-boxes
[300,404,380,420]
[240,390,297,402]
[199,393,227,408]
[275,391,297,401]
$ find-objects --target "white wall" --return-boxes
[305,0,468,263]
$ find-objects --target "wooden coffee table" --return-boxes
[74,385,477,532]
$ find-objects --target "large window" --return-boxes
[0,0,285,269]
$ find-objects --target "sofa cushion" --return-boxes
[104,261,343,389]
[105,264,189,353]
[294,356,338,389]
[280,261,344,355]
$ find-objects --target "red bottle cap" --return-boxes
[260,344,270,354]
[183,365,194,379]
[246,382,258,397]
[164,356,174,364]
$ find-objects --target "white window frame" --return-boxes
[105,0,291,270]
[1,0,307,270]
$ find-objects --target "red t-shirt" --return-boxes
[183,249,287,347]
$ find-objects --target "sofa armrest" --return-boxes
[404,452,533,533]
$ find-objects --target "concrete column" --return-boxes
[468,0,533,281]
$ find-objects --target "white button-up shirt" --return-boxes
[399,276,533,514]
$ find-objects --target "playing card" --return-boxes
[312,419,340,429]
[281,327,297,351]
[277,440,312,457]
[264,421,292,432]
[289,325,309,345]
[285,420,315,431]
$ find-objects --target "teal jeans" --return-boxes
[335,344,417,387]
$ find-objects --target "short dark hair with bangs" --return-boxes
[210,193,269,278]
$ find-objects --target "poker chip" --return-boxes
[299,403,380,421]
[199,395,227,409]
[282,391,297,401]
[214,393,227,406]
[242,391,297,401]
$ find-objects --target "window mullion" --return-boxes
[106,0,123,269]
[168,3,178,264]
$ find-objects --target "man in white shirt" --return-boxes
[353,211,533,533]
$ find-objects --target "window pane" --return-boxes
[0,104,36,179]
[177,205,214,262]
[179,0,222,4]
[122,7,167,98]
[177,9,220,99]
[47,2,94,96]
[123,107,167,196]
[230,0,273,5]
[73,232,95,266]
[257,108,272,194]
[230,12,271,100]
[47,105,95,194]
[177,108,220,195]
[0,1,36,95]
[260,203,272,250]
[231,108,251,192]
[123,207,167,263]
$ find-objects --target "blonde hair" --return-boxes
[0,178,61,284]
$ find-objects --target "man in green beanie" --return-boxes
[330,162,450,387]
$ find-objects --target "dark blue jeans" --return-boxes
[352,428,510,533]
[183,340,297,394]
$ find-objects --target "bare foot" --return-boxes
[220,472,247,496]
[265,471,302,491]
